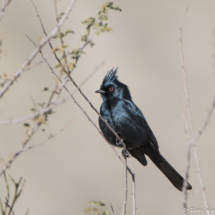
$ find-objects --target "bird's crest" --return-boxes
[103,67,118,83]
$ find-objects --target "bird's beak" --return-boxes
[95,89,105,94]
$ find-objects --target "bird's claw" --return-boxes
[122,149,130,158]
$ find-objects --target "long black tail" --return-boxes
[129,145,192,191]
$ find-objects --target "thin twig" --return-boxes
[0,118,74,177]
[122,156,128,215]
[6,176,25,215]
[179,7,193,138]
[179,8,192,209]
[4,198,15,215]
[0,121,42,177]
[110,202,116,215]
[24,209,29,215]
[3,172,10,203]
[30,0,69,75]
[131,173,136,215]
[0,62,104,125]
[0,198,4,215]
[0,0,12,22]
[22,118,74,152]
[3,172,10,214]
[178,95,189,139]
[179,7,212,214]
[0,0,76,99]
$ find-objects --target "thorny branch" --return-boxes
[0,0,76,99]
[179,7,215,214]
[0,175,25,215]
[132,173,136,215]
[0,62,104,125]
[122,156,128,215]
[179,8,193,209]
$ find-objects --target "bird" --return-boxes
[95,68,192,191]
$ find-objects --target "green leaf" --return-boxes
[52,47,60,52]
[37,102,45,108]
[84,207,92,213]
[89,201,98,205]
[100,25,112,32]
[81,35,88,42]
[55,63,61,68]
[98,201,105,207]
[58,12,65,20]
[65,29,74,35]
[61,44,68,48]
[68,63,75,69]
[89,41,94,47]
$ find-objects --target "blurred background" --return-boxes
[0,0,215,214]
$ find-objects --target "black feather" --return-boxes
[104,67,118,82]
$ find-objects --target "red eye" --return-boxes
[109,87,114,92]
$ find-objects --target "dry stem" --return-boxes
[179,7,213,214]
[0,0,76,99]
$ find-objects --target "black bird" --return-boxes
[96,68,192,191]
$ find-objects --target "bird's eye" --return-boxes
[109,86,114,92]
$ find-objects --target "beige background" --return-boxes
[0,0,215,214]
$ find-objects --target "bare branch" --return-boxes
[0,62,104,125]
[179,8,212,214]
[179,7,193,138]
[122,157,128,215]
[0,0,12,22]
[4,176,25,215]
[24,209,29,215]
[22,118,74,152]
[110,202,116,215]
[3,172,10,203]
[179,8,192,209]
[132,173,136,215]
[0,0,76,99]
[4,198,15,215]
[0,198,4,215]
[0,118,74,177]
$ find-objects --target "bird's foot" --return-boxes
[122,149,130,158]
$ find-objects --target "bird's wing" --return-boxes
[124,101,159,150]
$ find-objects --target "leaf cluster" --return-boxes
[81,2,122,43]
[85,201,110,215]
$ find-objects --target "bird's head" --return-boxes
[95,68,132,101]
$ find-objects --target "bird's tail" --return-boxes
[129,145,192,191]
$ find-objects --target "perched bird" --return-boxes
[95,68,192,191]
